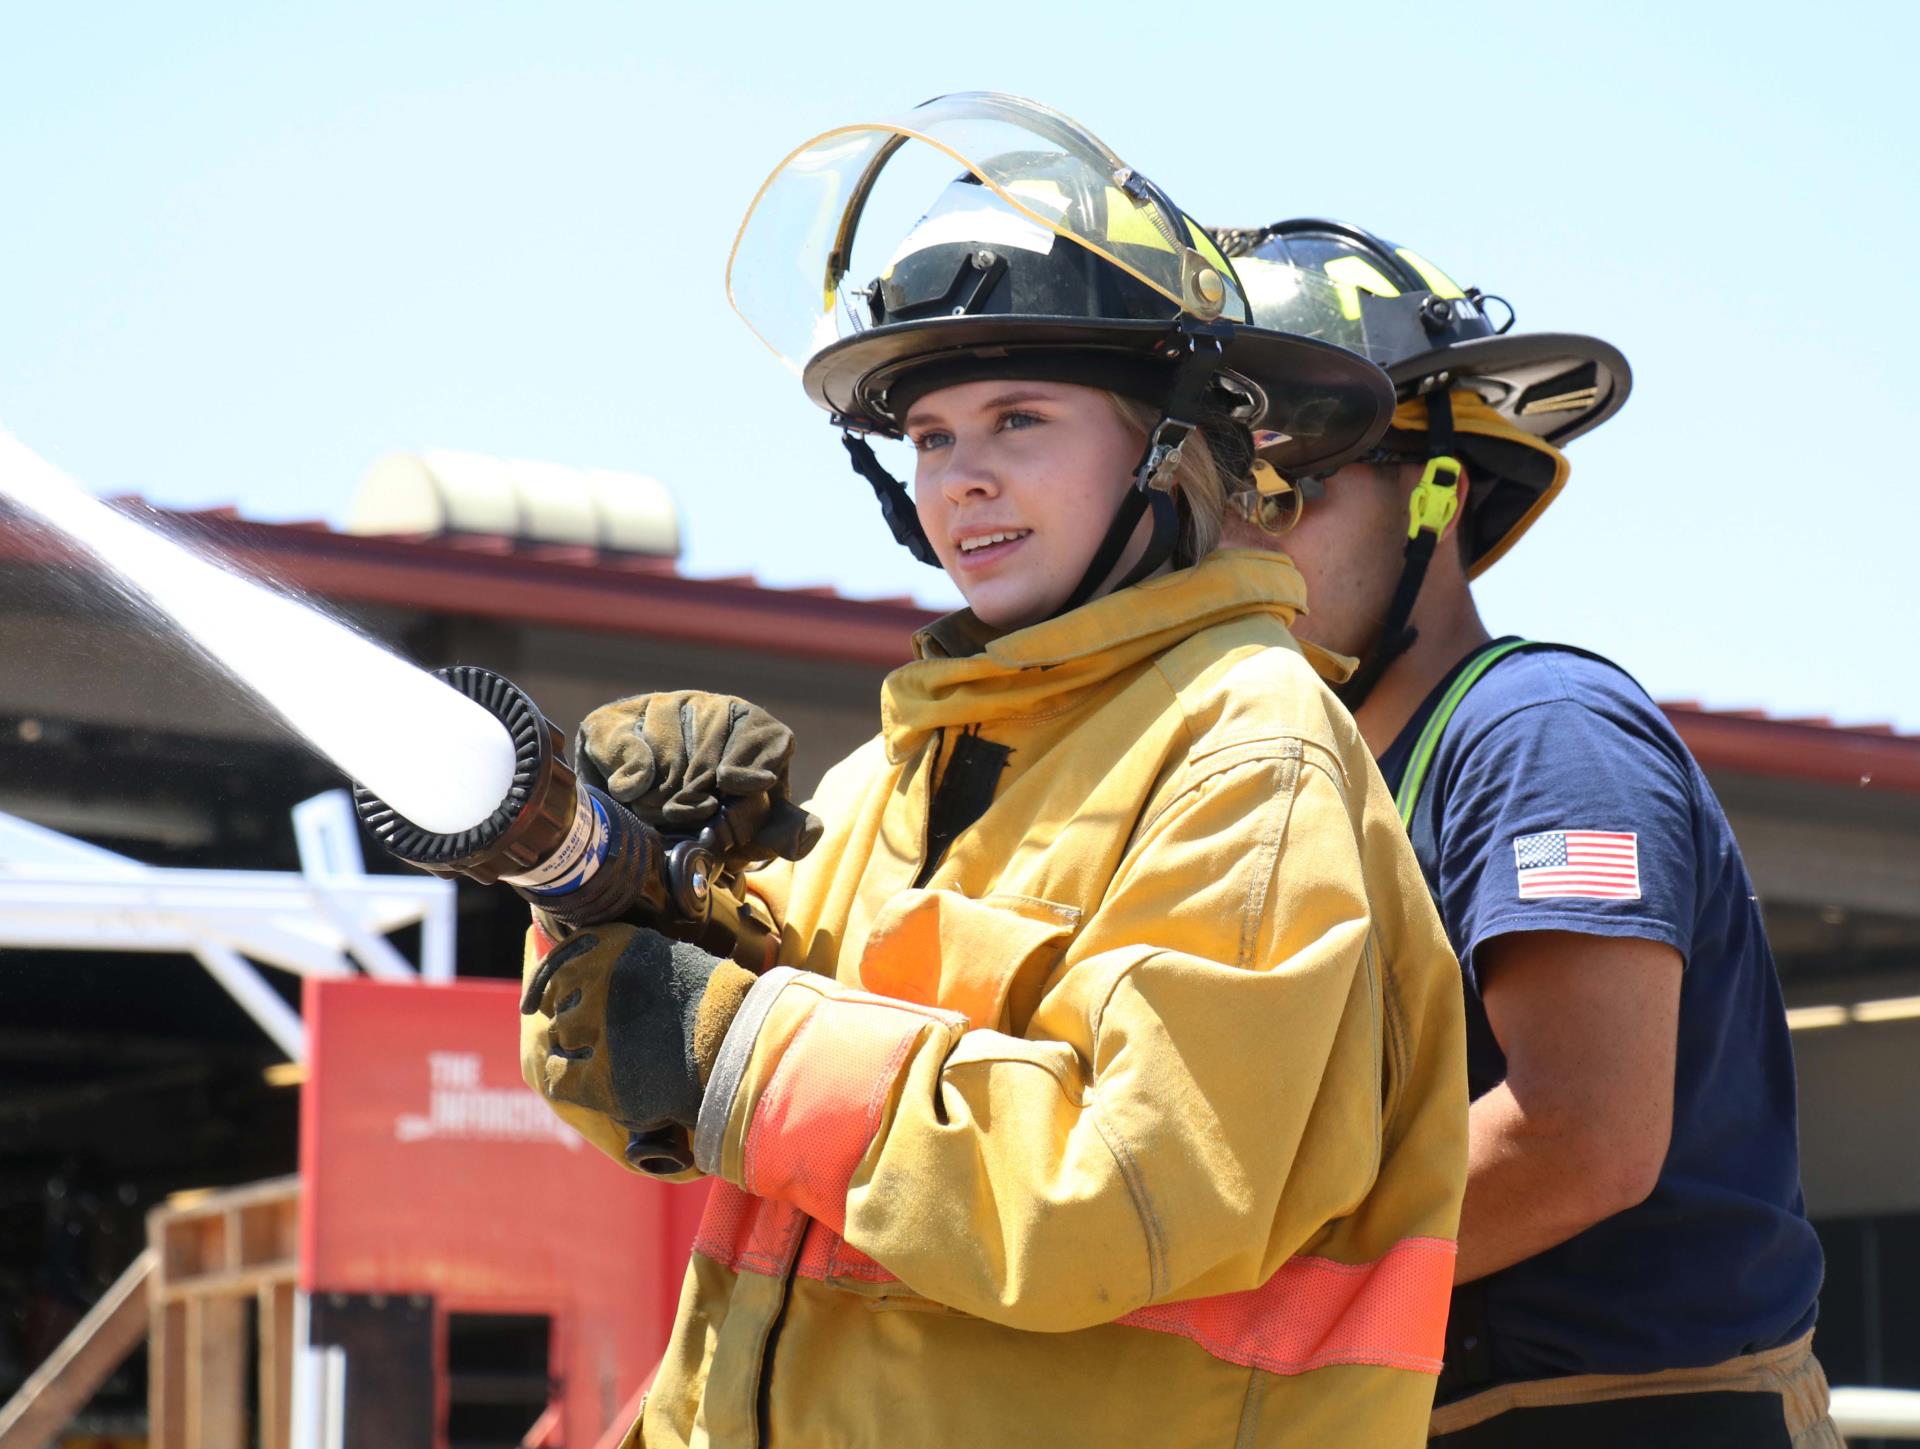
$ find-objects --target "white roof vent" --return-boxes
[347,449,679,556]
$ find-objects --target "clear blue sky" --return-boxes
[3,2,1916,726]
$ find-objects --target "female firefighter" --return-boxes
[518,94,1469,1448]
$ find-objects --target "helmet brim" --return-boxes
[1387,331,1631,448]
[806,316,1396,478]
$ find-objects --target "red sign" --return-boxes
[300,978,705,1444]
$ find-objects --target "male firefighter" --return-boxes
[1213,218,1838,1448]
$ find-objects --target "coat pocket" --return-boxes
[857,889,1081,1034]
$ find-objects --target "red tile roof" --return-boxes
[6,499,934,668]
[1657,705,1918,795]
[9,500,1920,795]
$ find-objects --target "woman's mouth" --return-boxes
[954,529,1031,569]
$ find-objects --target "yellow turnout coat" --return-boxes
[531,552,1467,1448]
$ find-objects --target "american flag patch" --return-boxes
[1513,830,1640,900]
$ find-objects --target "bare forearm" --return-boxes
[1458,933,1681,1284]
[1455,1084,1632,1284]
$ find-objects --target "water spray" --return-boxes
[0,428,783,1174]
[0,428,515,834]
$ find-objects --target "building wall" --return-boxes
[1710,770,1920,1220]
[497,621,888,797]
[1794,1012,1920,1219]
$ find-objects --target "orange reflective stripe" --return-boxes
[699,1192,898,1287]
[699,1191,1451,1377]
[692,1182,806,1277]
[1116,1236,1457,1376]
[795,1218,896,1284]
[528,917,557,958]
[741,996,928,1233]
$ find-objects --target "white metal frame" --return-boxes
[0,789,456,1061]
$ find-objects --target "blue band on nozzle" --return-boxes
[502,791,612,897]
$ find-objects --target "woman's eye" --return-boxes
[911,430,952,453]
[1000,410,1041,432]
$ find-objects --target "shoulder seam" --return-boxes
[1135,738,1310,844]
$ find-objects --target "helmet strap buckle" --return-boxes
[1337,387,1463,710]
[1137,416,1195,493]
[1407,455,1463,539]
[1133,322,1229,497]
[1055,324,1225,615]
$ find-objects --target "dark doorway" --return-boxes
[445,1311,554,1449]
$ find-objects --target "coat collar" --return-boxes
[882,551,1350,762]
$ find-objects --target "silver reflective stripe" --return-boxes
[695,966,803,1174]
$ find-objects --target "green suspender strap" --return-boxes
[1394,639,1535,827]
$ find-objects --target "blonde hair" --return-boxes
[1104,394,1236,559]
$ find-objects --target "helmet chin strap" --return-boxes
[840,429,942,566]
[1335,389,1464,710]
[1052,327,1228,617]
[834,325,1226,622]
[1055,485,1179,615]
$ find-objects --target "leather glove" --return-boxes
[576,691,822,861]
[520,922,756,1133]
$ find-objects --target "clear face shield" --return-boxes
[1232,238,1495,371]
[725,92,1246,377]
[1232,256,1383,358]
[1233,253,1470,459]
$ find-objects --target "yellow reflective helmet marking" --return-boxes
[1003,179,1228,270]
[1395,247,1466,300]
[1322,255,1401,321]
[1188,221,1232,273]
[1102,186,1179,252]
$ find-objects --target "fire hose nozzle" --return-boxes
[353,664,674,933]
[352,665,774,961]
[353,666,784,1176]
[353,665,582,886]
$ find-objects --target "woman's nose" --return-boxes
[940,438,1000,502]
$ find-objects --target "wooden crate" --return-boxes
[147,1177,300,1449]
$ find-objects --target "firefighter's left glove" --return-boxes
[519,922,756,1132]
[576,691,822,862]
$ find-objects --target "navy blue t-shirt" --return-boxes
[1377,642,1823,1396]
